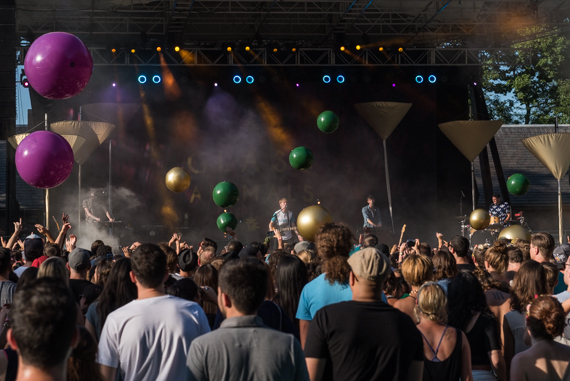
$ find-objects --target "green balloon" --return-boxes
[317,111,339,133]
[507,173,530,196]
[217,212,238,233]
[289,146,314,170]
[212,181,240,208]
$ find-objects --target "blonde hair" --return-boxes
[297,249,316,264]
[38,257,70,286]
[401,255,433,287]
[415,282,447,324]
[484,243,509,274]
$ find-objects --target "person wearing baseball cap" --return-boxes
[304,247,424,381]
[67,248,93,304]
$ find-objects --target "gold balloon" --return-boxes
[296,205,333,242]
[165,167,191,193]
[469,209,490,230]
[498,225,531,242]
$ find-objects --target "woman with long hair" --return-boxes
[38,257,69,286]
[272,255,308,331]
[511,296,570,380]
[447,272,506,381]
[483,243,510,285]
[86,258,137,341]
[432,250,457,293]
[194,264,219,329]
[503,260,548,372]
[415,282,472,381]
[67,326,104,381]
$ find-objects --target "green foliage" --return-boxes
[482,26,570,124]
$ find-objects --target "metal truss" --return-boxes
[14,0,570,51]
[16,45,531,66]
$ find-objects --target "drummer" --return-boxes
[489,193,511,225]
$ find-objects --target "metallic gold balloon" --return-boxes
[498,225,531,242]
[469,209,490,230]
[296,205,333,242]
[165,167,191,193]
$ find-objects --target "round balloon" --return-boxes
[296,205,333,242]
[16,131,74,189]
[24,32,93,99]
[507,173,530,196]
[469,209,490,230]
[317,111,339,133]
[165,167,191,193]
[217,212,238,233]
[289,147,314,170]
[212,181,239,208]
[498,225,531,242]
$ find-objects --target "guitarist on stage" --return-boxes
[362,194,382,233]
[269,198,303,249]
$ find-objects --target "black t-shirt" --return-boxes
[68,279,94,304]
[304,300,423,381]
[464,312,501,366]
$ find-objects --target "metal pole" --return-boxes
[44,113,49,231]
[109,140,113,236]
[559,179,563,245]
[471,162,476,210]
[383,140,395,234]
[78,165,81,231]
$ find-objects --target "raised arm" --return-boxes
[6,219,22,251]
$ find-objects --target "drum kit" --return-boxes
[457,211,530,247]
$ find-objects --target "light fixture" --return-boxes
[175,46,180,52]
[233,75,242,84]
[415,75,424,83]
[336,75,345,83]
[340,46,345,51]
[379,47,384,51]
[356,45,361,50]
[398,47,404,53]
[111,48,116,53]
[227,46,232,52]
[156,47,162,52]
[428,75,437,83]
[131,49,136,53]
[246,76,254,84]
[138,75,147,84]
[152,75,161,84]
[322,75,331,83]
[245,46,251,51]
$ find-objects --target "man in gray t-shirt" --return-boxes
[0,248,16,306]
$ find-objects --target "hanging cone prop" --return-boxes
[522,133,570,180]
[354,101,413,234]
[80,103,140,129]
[50,121,115,165]
[60,135,87,156]
[522,133,570,244]
[7,133,30,149]
[354,102,412,140]
[438,120,503,162]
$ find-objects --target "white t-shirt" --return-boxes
[97,295,210,381]
[13,265,29,278]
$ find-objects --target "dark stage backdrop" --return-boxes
[33,65,473,246]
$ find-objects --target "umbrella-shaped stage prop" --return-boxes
[354,102,412,234]
[522,133,570,244]
[438,120,503,210]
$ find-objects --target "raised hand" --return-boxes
[62,213,69,224]
[13,218,22,233]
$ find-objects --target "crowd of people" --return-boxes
[1,212,570,380]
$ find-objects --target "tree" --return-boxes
[482,26,570,124]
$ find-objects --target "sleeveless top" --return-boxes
[421,326,463,381]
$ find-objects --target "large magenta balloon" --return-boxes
[16,131,74,189]
[24,32,93,99]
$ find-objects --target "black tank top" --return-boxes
[422,327,463,381]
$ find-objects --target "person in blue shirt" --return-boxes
[362,195,382,232]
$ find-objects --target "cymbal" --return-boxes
[455,216,467,220]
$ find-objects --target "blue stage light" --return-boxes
[415,75,423,83]
[138,75,147,84]
[233,75,242,84]
[336,75,345,83]
[322,75,331,83]
[246,76,254,84]
[152,75,161,84]
[428,75,437,83]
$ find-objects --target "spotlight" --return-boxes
[340,46,345,52]
[356,45,361,50]
[272,48,278,53]
[474,82,477,86]
[428,75,437,83]
[392,83,396,87]
[398,47,404,53]
[112,83,116,87]
[22,78,29,88]
[111,48,116,53]
[246,76,254,84]
[245,46,250,51]
[156,47,162,52]
[336,75,345,83]
[175,46,180,52]
[152,75,161,84]
[379,47,384,51]
[214,83,218,87]
[296,83,299,87]
[291,47,297,53]
[322,75,331,83]
[227,46,232,52]
[233,75,242,84]
[138,75,147,84]
[131,49,136,53]
[415,75,424,83]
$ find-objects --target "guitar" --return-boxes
[266,226,299,237]
[398,224,406,246]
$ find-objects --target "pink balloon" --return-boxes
[16,131,74,189]
[24,32,93,99]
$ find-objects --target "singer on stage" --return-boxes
[362,195,382,233]
[269,198,303,249]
